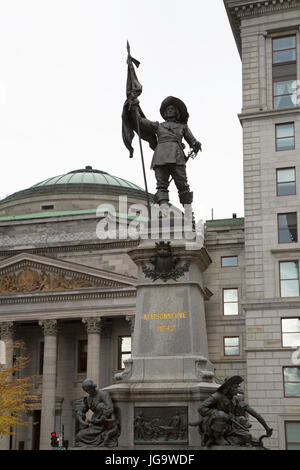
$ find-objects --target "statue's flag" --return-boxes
[122,42,157,158]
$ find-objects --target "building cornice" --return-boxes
[224,0,300,56]
[239,106,300,122]
[0,287,136,305]
[0,239,140,258]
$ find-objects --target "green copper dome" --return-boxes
[32,166,143,190]
[1,166,152,204]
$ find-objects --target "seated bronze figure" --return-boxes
[75,379,119,448]
[190,376,273,448]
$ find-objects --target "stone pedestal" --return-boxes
[105,226,219,449]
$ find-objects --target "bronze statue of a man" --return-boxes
[190,376,273,448]
[122,44,202,210]
[139,96,202,207]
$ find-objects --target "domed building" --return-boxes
[0,165,246,450]
[0,165,152,217]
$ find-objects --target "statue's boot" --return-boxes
[179,190,193,206]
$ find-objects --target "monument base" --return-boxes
[101,226,218,449]
[102,380,219,448]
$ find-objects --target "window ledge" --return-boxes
[271,247,300,254]
[245,346,299,352]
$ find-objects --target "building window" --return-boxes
[118,336,132,370]
[285,422,300,450]
[278,213,297,243]
[273,79,296,110]
[282,318,300,347]
[224,337,240,356]
[77,340,87,373]
[276,123,295,151]
[221,256,238,267]
[273,36,296,65]
[276,168,296,196]
[223,288,239,316]
[38,341,44,375]
[280,261,300,297]
[283,367,300,397]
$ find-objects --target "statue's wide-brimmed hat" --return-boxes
[218,375,244,393]
[160,96,189,124]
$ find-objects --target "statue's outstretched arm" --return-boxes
[139,117,159,133]
[244,404,273,436]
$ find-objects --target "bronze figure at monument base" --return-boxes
[75,379,120,448]
[190,376,273,449]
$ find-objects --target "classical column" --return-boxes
[82,317,103,387]
[0,322,15,450]
[38,320,58,450]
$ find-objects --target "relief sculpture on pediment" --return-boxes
[0,268,100,294]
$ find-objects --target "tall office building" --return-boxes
[225,0,300,450]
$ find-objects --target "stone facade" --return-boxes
[225,0,300,450]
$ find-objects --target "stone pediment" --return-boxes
[0,253,136,295]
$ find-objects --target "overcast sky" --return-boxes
[0,0,243,222]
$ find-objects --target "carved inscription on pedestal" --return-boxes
[143,311,188,333]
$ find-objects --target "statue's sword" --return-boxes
[168,147,200,185]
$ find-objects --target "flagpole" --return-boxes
[126,41,151,221]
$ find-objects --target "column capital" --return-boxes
[82,317,103,334]
[0,321,15,339]
[39,319,58,336]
